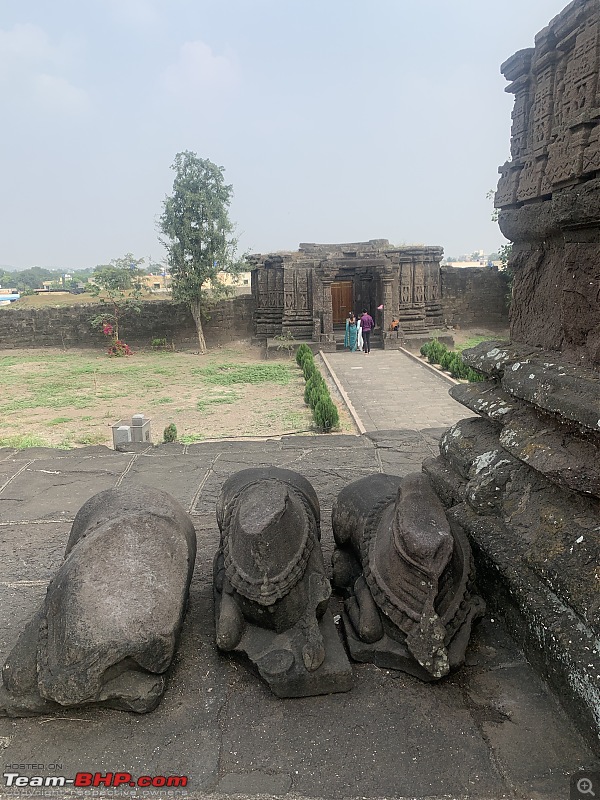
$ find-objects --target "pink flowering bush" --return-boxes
[107,339,133,357]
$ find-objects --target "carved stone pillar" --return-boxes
[381,271,403,350]
[322,279,334,339]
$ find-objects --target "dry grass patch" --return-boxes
[0,345,354,449]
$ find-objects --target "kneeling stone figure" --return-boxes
[0,486,196,716]
[332,473,485,680]
[214,467,352,697]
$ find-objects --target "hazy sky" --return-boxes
[1,0,570,269]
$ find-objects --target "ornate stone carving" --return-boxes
[250,241,444,347]
[496,0,600,367]
[0,487,196,717]
[332,473,484,681]
[213,467,352,697]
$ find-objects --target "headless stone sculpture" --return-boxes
[214,467,352,697]
[332,472,484,680]
[0,486,196,716]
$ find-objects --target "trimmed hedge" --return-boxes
[420,338,484,382]
[297,353,340,432]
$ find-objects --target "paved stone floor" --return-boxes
[323,348,473,432]
[0,354,597,800]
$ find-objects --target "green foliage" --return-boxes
[88,254,143,352]
[467,367,486,382]
[304,374,326,408]
[191,363,293,386]
[420,338,485,382]
[163,423,178,442]
[314,395,339,432]
[158,151,242,351]
[89,254,146,295]
[1,266,56,291]
[0,433,50,449]
[302,358,318,382]
[151,337,167,349]
[426,339,447,364]
[179,433,205,444]
[295,344,313,366]
[439,350,454,371]
[196,390,240,411]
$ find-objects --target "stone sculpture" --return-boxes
[213,467,352,697]
[332,472,484,680]
[0,486,196,716]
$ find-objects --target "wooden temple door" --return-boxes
[331,281,353,324]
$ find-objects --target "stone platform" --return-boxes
[0,432,597,800]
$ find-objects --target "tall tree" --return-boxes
[158,151,240,353]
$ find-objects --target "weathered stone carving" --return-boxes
[332,472,484,681]
[423,338,600,748]
[0,486,196,717]
[495,0,600,367]
[213,467,352,697]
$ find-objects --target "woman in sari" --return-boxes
[344,312,358,351]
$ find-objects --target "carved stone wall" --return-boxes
[250,241,444,346]
[496,0,600,367]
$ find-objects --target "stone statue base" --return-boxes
[214,580,352,697]
[340,594,484,681]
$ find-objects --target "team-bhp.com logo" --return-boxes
[3,772,188,789]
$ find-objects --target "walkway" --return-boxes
[0,351,596,800]
[322,348,473,434]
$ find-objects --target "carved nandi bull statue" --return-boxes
[332,472,484,680]
[214,467,352,697]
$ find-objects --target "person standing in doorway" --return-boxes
[360,308,374,355]
[344,312,357,352]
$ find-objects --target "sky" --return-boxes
[0,0,572,270]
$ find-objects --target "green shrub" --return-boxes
[296,344,313,367]
[304,374,325,407]
[163,423,177,442]
[302,359,318,381]
[467,367,485,382]
[449,354,469,380]
[439,350,454,371]
[420,342,431,357]
[427,339,447,365]
[314,396,339,432]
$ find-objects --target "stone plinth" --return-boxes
[423,340,600,749]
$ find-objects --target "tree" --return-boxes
[88,253,144,351]
[158,151,241,353]
[90,253,146,294]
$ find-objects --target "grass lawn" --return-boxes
[0,345,353,449]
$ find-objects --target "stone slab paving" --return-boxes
[0,436,597,800]
[323,349,474,434]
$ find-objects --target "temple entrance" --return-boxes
[331,281,353,324]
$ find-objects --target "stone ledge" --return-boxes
[462,341,600,432]
[448,502,600,754]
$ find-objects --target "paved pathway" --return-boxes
[323,347,474,433]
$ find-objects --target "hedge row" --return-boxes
[419,339,485,382]
[295,344,340,432]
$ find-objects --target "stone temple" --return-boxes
[248,240,444,348]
